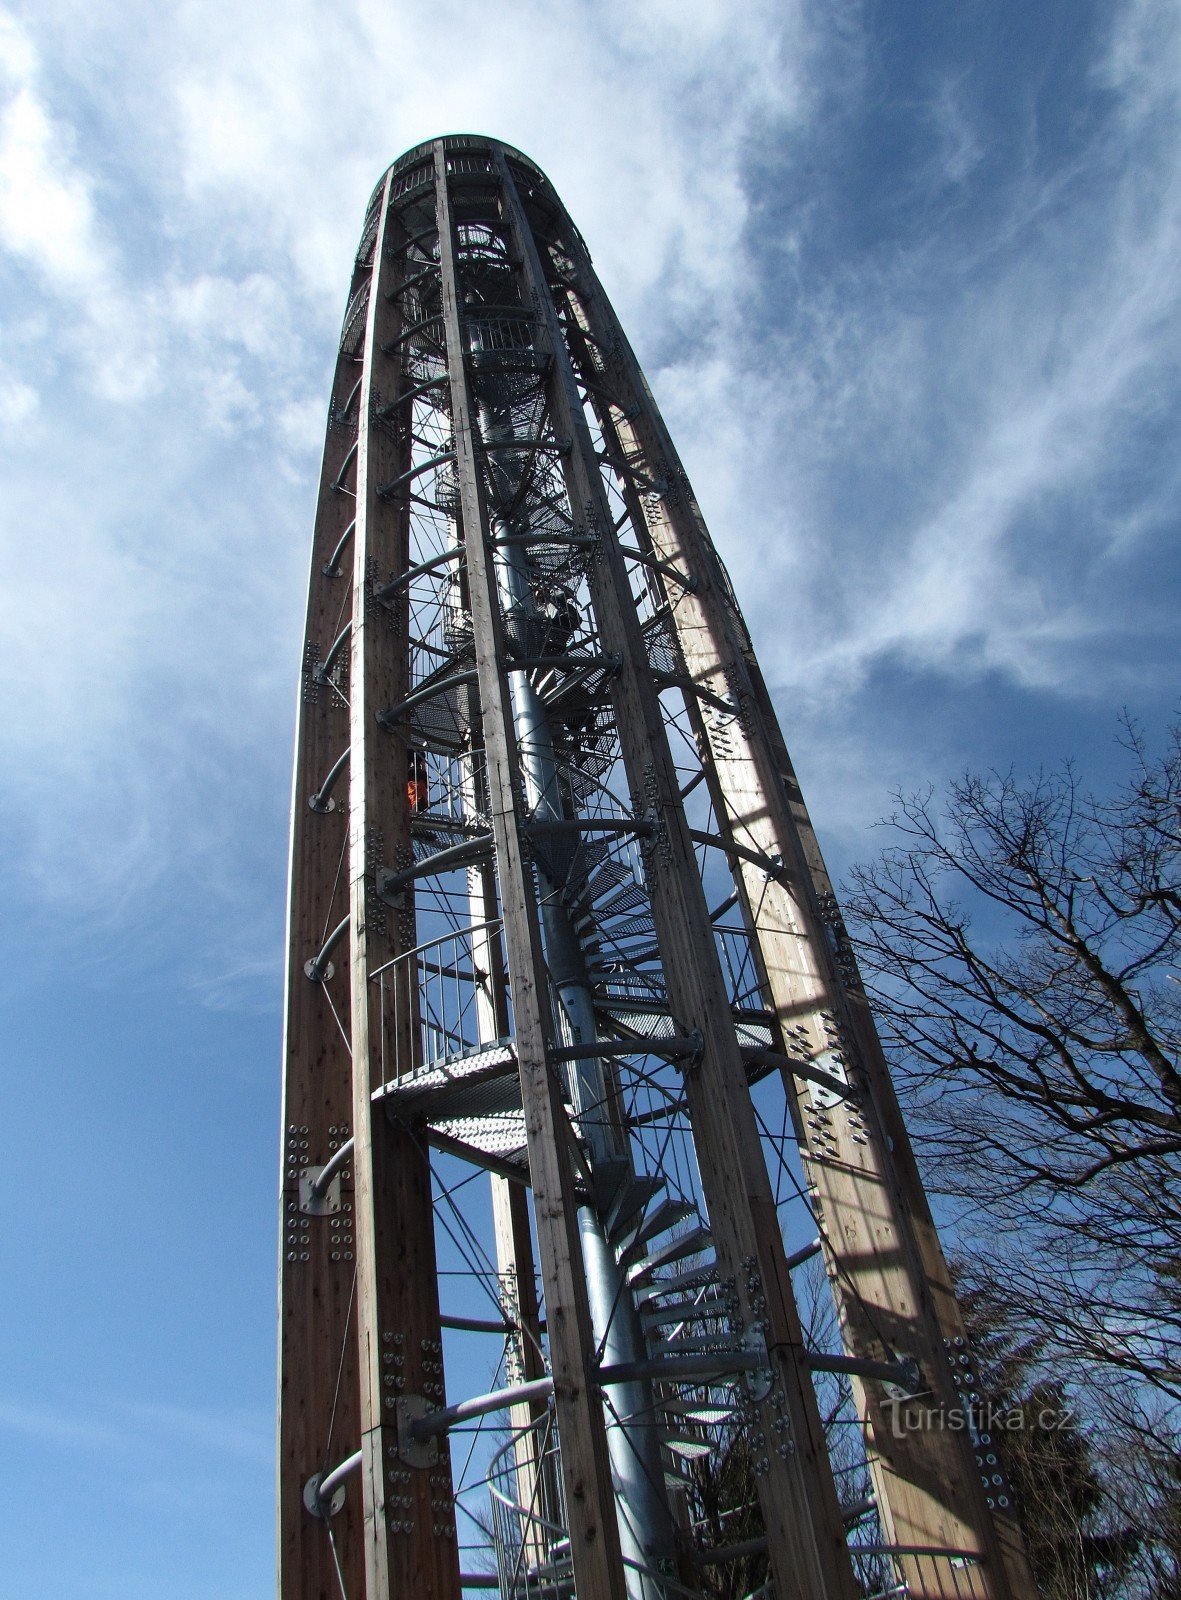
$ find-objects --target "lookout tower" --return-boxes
[278,135,1035,1600]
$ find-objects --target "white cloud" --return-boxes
[928,77,985,187]
[163,0,815,331]
[0,8,163,399]
[0,0,822,938]
[0,357,35,421]
[677,3,1181,713]
[0,0,1177,952]
[0,11,99,289]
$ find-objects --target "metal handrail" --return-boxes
[369,917,503,981]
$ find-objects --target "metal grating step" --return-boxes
[593,880,649,920]
[605,1174,665,1241]
[652,1331,743,1357]
[614,1198,695,1258]
[662,1400,736,1426]
[641,1294,729,1333]
[376,1040,521,1124]
[634,1261,721,1304]
[627,1225,714,1286]
[429,1112,531,1176]
[588,1153,632,1216]
[661,1434,714,1461]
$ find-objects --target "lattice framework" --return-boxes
[278,135,1037,1600]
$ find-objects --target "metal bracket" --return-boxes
[304,915,349,983]
[740,1325,774,1403]
[807,1048,850,1111]
[880,1355,924,1401]
[303,1470,345,1520]
[376,866,407,908]
[299,1165,342,1217]
[672,1026,705,1076]
[396,1394,440,1467]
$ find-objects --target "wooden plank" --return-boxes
[467,838,552,1569]
[492,1177,554,1574]
[498,156,858,1600]
[553,251,1036,1600]
[347,173,461,1600]
[277,205,376,1600]
[433,141,627,1600]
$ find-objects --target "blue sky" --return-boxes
[1,1,1178,1594]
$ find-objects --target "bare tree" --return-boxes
[842,717,1181,1401]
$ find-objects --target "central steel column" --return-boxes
[480,396,679,1599]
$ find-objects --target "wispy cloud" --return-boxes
[0,0,1177,960]
[0,1388,270,1467]
[675,0,1181,716]
[0,0,825,962]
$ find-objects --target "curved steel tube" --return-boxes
[330,438,359,494]
[410,1376,554,1441]
[378,449,456,501]
[308,745,350,813]
[304,916,350,983]
[321,519,356,578]
[377,667,478,727]
[310,1137,354,1199]
[315,1449,361,1511]
[377,834,493,896]
[743,1045,853,1102]
[313,621,352,686]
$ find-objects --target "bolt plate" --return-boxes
[299,1166,342,1216]
[396,1394,440,1468]
[303,1471,345,1519]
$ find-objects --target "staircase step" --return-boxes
[583,859,633,902]
[595,882,649,919]
[519,1571,575,1596]
[374,1041,519,1123]
[589,1154,632,1217]
[628,1226,714,1286]
[615,1198,695,1259]
[606,913,656,941]
[663,1401,736,1426]
[662,1434,714,1461]
[653,1332,743,1356]
[606,1174,664,1240]
[641,1294,728,1332]
[634,1261,721,1303]
[523,1557,574,1582]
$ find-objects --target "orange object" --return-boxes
[407,751,428,813]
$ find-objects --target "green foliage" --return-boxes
[958,1270,1140,1600]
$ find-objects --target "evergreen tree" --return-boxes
[957,1268,1140,1600]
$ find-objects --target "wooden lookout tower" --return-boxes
[278,135,1037,1600]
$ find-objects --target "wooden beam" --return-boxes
[347,172,461,1600]
[277,193,375,1600]
[467,829,553,1571]
[499,155,858,1600]
[433,141,628,1600]
[555,249,1036,1600]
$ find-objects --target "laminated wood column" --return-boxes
[498,155,859,1600]
[554,241,1036,1600]
[433,141,627,1600]
[277,192,374,1600]
[346,172,460,1600]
